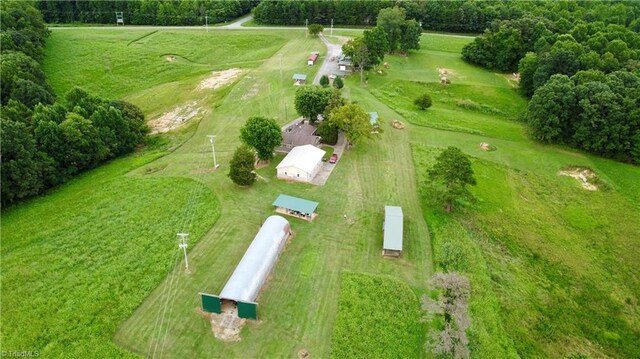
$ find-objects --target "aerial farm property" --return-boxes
[2,1,639,359]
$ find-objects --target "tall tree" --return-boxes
[239,116,282,161]
[328,103,373,145]
[228,144,256,186]
[376,7,406,52]
[399,19,422,53]
[363,26,389,65]
[294,85,332,122]
[428,147,476,213]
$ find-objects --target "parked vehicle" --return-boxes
[329,154,338,163]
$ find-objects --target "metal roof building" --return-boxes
[200,216,291,319]
[273,194,319,221]
[382,206,403,257]
[292,73,307,85]
[276,145,325,183]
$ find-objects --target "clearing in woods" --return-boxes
[2,25,638,359]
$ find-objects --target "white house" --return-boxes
[276,145,325,183]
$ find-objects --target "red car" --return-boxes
[329,154,338,164]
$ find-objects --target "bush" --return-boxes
[308,24,324,36]
[414,93,432,110]
[333,76,344,89]
[228,145,256,186]
[320,75,330,87]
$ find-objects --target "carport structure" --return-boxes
[200,216,292,320]
[273,194,319,221]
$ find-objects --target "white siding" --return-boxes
[277,166,309,182]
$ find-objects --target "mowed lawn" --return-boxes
[116,30,433,358]
[6,27,638,359]
[4,28,434,358]
[357,34,640,358]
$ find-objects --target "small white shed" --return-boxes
[276,145,325,183]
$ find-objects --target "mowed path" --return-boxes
[115,32,432,358]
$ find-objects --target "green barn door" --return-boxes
[237,301,258,320]
[201,293,221,313]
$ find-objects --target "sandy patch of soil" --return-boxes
[148,101,202,134]
[558,166,598,191]
[197,68,243,91]
[298,349,311,359]
[480,142,496,151]
[392,119,405,129]
[438,68,455,76]
[165,55,176,62]
[209,302,246,342]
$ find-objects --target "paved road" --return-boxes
[310,132,347,186]
[312,34,343,85]
[48,15,476,39]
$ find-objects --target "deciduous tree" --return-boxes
[428,147,476,213]
[240,116,282,161]
[328,103,373,145]
[228,145,256,186]
[308,23,323,36]
[294,85,332,122]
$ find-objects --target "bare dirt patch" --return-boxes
[392,119,405,129]
[480,142,496,151]
[558,166,598,191]
[148,101,202,134]
[297,349,311,358]
[209,302,246,342]
[165,55,176,62]
[197,68,243,91]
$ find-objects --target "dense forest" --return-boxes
[1,1,148,205]
[37,0,256,25]
[460,1,640,163]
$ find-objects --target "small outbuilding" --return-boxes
[369,112,379,133]
[382,206,403,257]
[276,145,325,183]
[308,53,319,66]
[292,73,307,85]
[273,194,319,221]
[200,215,292,320]
[337,54,353,72]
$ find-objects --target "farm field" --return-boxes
[1,25,638,359]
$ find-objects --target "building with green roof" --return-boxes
[273,194,319,221]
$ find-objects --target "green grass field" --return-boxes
[2,28,638,359]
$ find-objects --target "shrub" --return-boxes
[414,93,432,110]
[320,75,330,87]
[333,76,344,89]
[228,145,256,186]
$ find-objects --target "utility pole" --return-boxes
[207,135,219,169]
[331,18,333,36]
[177,233,190,273]
[205,15,209,32]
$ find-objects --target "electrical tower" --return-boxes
[177,233,190,273]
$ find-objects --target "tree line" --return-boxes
[1,2,148,206]
[460,1,640,164]
[37,0,256,26]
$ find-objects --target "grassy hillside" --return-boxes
[4,28,638,359]
[359,35,640,358]
[0,150,220,358]
[43,29,293,99]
